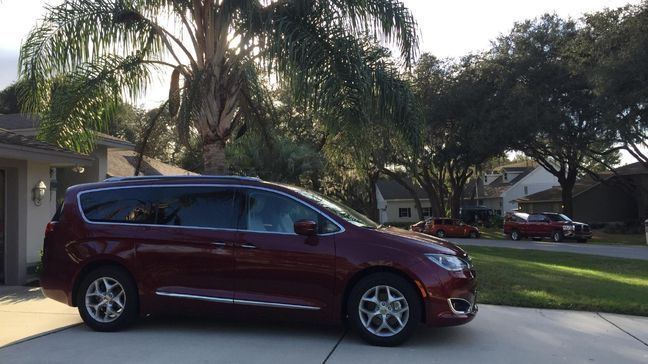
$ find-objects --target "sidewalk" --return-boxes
[0,286,81,347]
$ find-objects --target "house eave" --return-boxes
[0,142,94,166]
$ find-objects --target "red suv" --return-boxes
[503,212,592,243]
[41,176,476,346]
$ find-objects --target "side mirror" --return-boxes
[294,220,317,236]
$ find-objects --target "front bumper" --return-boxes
[412,261,478,326]
[563,231,592,239]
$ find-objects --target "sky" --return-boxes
[0,0,643,163]
[1,0,640,89]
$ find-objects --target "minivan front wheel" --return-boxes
[348,273,421,346]
[77,266,138,331]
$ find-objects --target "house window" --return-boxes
[398,208,411,218]
[524,186,528,195]
[422,207,432,217]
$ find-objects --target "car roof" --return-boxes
[103,175,261,183]
[67,175,268,194]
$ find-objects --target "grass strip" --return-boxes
[464,246,648,316]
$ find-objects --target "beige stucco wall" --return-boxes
[56,145,107,199]
[25,160,54,266]
[1,158,59,284]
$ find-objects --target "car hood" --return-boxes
[371,227,468,257]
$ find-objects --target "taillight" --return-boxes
[45,221,58,236]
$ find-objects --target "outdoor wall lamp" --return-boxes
[33,180,47,206]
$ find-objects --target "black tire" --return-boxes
[347,273,422,347]
[468,231,478,239]
[510,230,521,241]
[436,230,446,238]
[552,231,563,243]
[76,266,139,332]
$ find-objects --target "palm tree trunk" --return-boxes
[203,139,227,175]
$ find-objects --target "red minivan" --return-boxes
[41,176,476,346]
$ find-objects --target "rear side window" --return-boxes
[79,186,239,229]
[528,214,546,222]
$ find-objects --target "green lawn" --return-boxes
[478,226,646,245]
[464,246,648,316]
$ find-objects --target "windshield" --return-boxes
[284,185,379,228]
[546,213,572,222]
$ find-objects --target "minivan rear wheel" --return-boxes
[347,273,421,346]
[436,230,446,238]
[76,266,138,331]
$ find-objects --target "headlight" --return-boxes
[425,254,471,271]
[562,224,575,231]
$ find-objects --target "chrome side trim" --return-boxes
[233,299,320,311]
[155,291,320,311]
[155,291,233,304]
[76,183,346,236]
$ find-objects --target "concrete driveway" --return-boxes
[0,288,646,363]
[452,237,648,260]
[0,286,80,347]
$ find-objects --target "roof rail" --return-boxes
[104,175,262,183]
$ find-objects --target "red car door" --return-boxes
[233,188,338,320]
[125,186,239,310]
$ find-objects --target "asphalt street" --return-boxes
[451,237,648,260]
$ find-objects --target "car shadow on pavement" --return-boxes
[0,286,46,304]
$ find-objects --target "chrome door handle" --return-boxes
[240,243,256,249]
[211,241,227,247]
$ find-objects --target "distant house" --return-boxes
[517,162,648,224]
[465,161,559,216]
[0,114,194,285]
[376,180,430,224]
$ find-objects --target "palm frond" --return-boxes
[38,54,156,153]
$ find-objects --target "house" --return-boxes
[465,161,559,216]
[376,179,431,224]
[0,114,194,285]
[517,162,648,224]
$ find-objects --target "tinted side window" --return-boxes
[528,214,546,222]
[80,188,157,224]
[154,187,238,229]
[242,189,339,234]
[80,186,239,229]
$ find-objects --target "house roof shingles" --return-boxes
[479,168,534,199]
[0,114,134,149]
[0,128,91,160]
[376,179,427,200]
[108,150,196,177]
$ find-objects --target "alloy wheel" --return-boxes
[85,277,126,323]
[358,285,410,337]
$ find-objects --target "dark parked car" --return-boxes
[41,176,477,346]
[410,218,480,239]
[503,212,592,242]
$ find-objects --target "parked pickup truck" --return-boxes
[503,212,592,243]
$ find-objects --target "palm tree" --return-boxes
[19,0,418,174]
